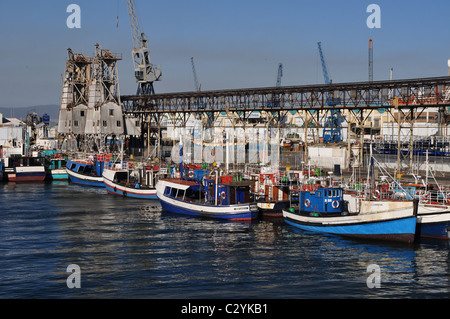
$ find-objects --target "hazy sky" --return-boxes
[1,0,449,109]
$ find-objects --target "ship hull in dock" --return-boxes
[49,169,69,181]
[66,168,104,187]
[156,180,258,221]
[283,200,418,244]
[257,200,290,218]
[159,198,258,221]
[6,167,46,182]
[66,158,105,187]
[417,209,450,240]
[102,168,157,199]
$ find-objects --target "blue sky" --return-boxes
[1,0,449,109]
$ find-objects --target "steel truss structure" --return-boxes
[121,76,450,173]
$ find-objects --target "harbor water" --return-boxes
[0,182,449,299]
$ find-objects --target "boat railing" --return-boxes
[359,187,450,205]
[416,189,450,205]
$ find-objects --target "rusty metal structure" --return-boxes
[57,44,126,153]
[121,76,450,114]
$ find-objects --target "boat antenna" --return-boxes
[179,136,183,180]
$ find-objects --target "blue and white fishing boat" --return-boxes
[156,142,258,220]
[283,187,418,243]
[371,158,450,240]
[102,163,161,199]
[417,208,450,240]
[401,186,450,240]
[156,175,259,221]
[373,151,450,240]
[66,153,111,187]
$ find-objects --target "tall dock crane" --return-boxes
[318,41,331,86]
[126,0,162,95]
[317,41,342,143]
[268,63,283,109]
[191,57,201,92]
[276,63,283,87]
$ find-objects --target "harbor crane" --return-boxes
[126,0,162,95]
[317,41,342,143]
[191,57,201,92]
[267,63,283,109]
[190,57,208,124]
[276,63,283,87]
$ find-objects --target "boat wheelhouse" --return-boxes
[66,155,108,187]
[247,166,293,218]
[4,156,46,182]
[102,164,161,199]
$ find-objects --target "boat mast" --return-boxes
[179,136,183,179]
[366,143,373,199]
[425,150,429,191]
[215,170,218,206]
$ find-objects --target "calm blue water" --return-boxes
[0,182,449,299]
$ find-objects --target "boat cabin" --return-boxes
[298,187,345,215]
[162,180,203,201]
[202,177,254,206]
[67,159,103,177]
[112,166,161,189]
[7,155,45,168]
[161,176,254,207]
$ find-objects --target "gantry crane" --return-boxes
[126,0,162,95]
[317,41,342,143]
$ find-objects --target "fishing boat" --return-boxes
[46,153,68,181]
[156,171,259,221]
[156,141,258,220]
[283,187,418,243]
[416,206,450,239]
[4,156,46,182]
[102,163,161,199]
[0,158,4,182]
[370,155,450,240]
[398,186,450,240]
[66,153,111,187]
[247,166,295,218]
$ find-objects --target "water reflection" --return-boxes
[1,183,449,298]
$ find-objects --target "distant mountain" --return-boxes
[0,105,60,125]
